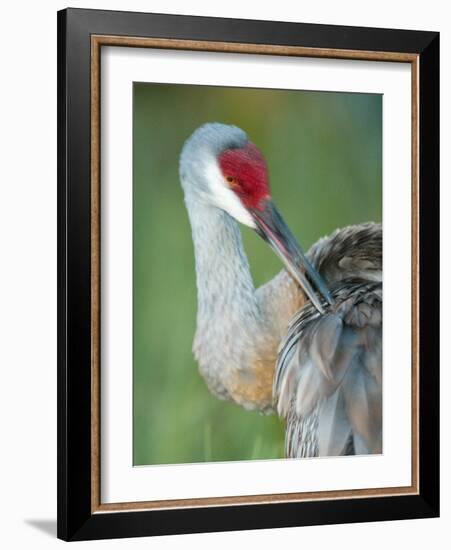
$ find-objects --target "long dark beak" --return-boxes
[250,200,334,314]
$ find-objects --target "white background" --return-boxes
[102,48,412,503]
[0,0,448,548]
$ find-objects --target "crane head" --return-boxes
[180,123,333,312]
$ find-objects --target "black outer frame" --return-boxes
[57,8,439,542]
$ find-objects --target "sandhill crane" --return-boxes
[180,122,382,458]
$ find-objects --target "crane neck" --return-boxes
[184,195,260,326]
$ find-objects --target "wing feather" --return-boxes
[274,280,382,457]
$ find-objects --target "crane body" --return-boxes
[180,122,382,458]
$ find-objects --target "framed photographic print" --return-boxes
[57,8,439,541]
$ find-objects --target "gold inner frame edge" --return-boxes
[90,35,420,514]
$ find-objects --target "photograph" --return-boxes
[133,83,382,466]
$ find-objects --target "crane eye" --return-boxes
[226,176,239,188]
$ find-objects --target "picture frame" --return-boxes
[57,7,439,541]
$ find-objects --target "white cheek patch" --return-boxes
[204,161,256,229]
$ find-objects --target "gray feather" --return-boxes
[317,390,352,456]
[275,278,382,458]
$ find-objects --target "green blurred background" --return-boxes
[133,83,382,466]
